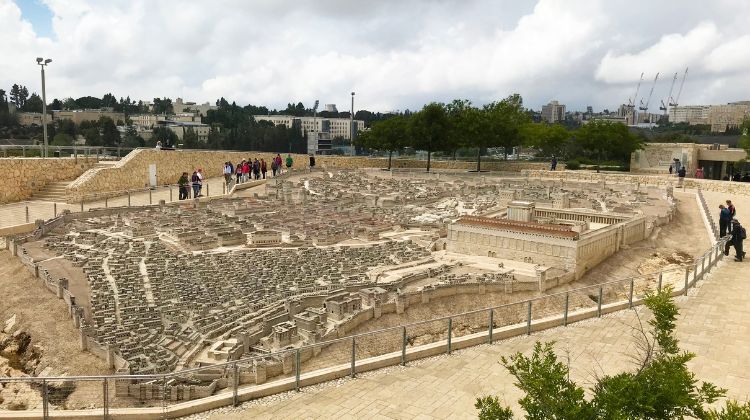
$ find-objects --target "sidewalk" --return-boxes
[199,259,749,419]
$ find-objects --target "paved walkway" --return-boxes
[0,176,253,229]
[194,259,749,419]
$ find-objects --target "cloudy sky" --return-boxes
[2,0,750,113]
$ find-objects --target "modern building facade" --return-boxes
[52,109,126,125]
[541,100,565,123]
[253,115,365,140]
[668,102,750,132]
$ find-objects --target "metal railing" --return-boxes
[0,144,138,160]
[0,238,729,419]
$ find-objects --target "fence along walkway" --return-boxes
[0,236,730,419]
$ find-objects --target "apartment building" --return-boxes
[253,115,365,140]
[52,109,126,125]
[541,100,565,123]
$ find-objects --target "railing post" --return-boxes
[684,267,690,295]
[232,362,239,407]
[658,272,663,291]
[74,146,77,162]
[206,183,210,197]
[53,202,57,218]
[21,146,25,157]
[103,378,109,419]
[447,318,452,354]
[127,191,131,207]
[401,326,407,366]
[701,256,706,278]
[693,262,698,283]
[563,293,569,326]
[149,189,152,205]
[597,287,603,317]
[488,309,494,343]
[42,379,49,419]
[105,196,108,208]
[628,278,634,308]
[170,186,173,202]
[25,206,29,223]
[526,301,532,335]
[295,349,301,391]
[351,337,356,378]
[80,199,84,213]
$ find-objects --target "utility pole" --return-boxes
[36,57,52,158]
[350,92,355,156]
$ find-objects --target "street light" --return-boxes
[350,92,355,156]
[36,57,52,158]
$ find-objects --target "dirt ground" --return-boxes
[0,249,110,377]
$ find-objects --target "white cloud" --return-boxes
[1,0,749,111]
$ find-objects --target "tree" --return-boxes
[484,94,530,160]
[182,127,202,149]
[82,127,101,146]
[22,93,44,113]
[101,93,117,108]
[445,99,475,162]
[121,126,145,148]
[9,84,29,108]
[51,133,74,146]
[575,120,643,172]
[99,116,121,147]
[410,103,450,172]
[62,97,78,110]
[476,286,746,419]
[357,115,410,170]
[151,126,178,147]
[521,123,571,158]
[75,96,103,109]
[50,98,63,111]
[152,97,173,115]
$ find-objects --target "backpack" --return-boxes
[191,173,199,182]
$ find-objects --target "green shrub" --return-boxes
[565,160,580,170]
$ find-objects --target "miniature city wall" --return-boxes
[64,148,549,202]
[0,157,96,204]
[524,169,750,196]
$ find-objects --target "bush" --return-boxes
[565,160,580,170]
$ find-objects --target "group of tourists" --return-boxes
[177,168,203,200]
[225,154,295,186]
[719,199,746,262]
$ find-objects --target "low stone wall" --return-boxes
[0,157,96,204]
[523,169,750,197]
[65,148,549,202]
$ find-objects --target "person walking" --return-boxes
[285,154,293,171]
[235,161,242,184]
[271,158,278,177]
[223,162,233,187]
[190,170,200,198]
[550,155,557,171]
[309,154,316,170]
[724,219,746,261]
[727,200,736,218]
[253,158,261,180]
[261,158,267,179]
[669,164,673,175]
[178,172,189,200]
[196,168,204,197]
[695,167,704,179]
[677,166,686,188]
[275,154,283,175]
[242,160,250,182]
[719,204,733,237]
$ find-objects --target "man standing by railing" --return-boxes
[178,172,189,200]
[725,219,746,261]
[719,204,732,237]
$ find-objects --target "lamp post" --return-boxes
[350,92,355,156]
[36,57,52,158]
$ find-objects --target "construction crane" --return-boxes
[660,72,678,114]
[670,67,688,107]
[639,72,659,112]
[628,72,644,108]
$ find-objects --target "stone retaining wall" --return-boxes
[0,157,96,204]
[523,169,750,196]
[65,148,549,202]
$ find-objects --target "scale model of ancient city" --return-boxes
[12,170,677,402]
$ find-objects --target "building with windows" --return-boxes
[17,112,46,126]
[253,115,365,141]
[173,98,217,116]
[668,102,750,132]
[52,109,125,125]
[162,121,211,142]
[541,100,565,123]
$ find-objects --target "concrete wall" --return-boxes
[0,157,97,204]
[64,148,549,201]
